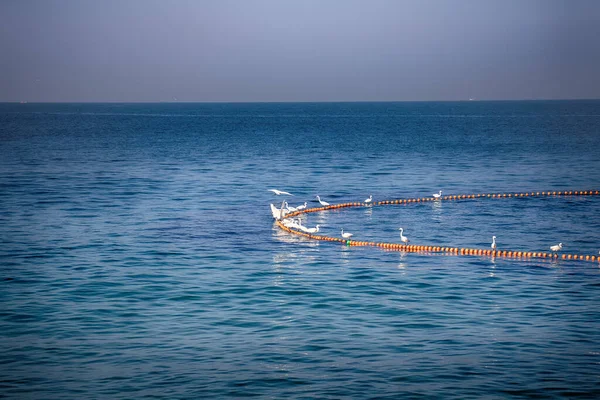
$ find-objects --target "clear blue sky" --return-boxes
[1,0,599,102]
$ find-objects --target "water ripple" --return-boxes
[1,101,600,398]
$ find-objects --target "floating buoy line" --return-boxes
[273,190,600,262]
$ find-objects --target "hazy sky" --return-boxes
[1,0,599,102]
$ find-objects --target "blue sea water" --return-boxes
[1,100,600,399]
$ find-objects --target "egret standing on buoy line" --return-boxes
[341,229,353,239]
[364,195,372,204]
[284,201,297,212]
[269,189,293,196]
[305,225,320,233]
[316,195,330,206]
[433,190,443,199]
[296,202,308,210]
[550,243,563,253]
[491,236,497,251]
[399,228,410,244]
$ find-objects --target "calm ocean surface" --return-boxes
[1,101,600,399]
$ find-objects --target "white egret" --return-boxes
[305,225,320,233]
[433,190,443,199]
[491,236,497,251]
[550,243,563,253]
[341,229,353,239]
[269,189,293,196]
[286,219,304,231]
[285,202,298,212]
[282,218,296,227]
[271,203,286,219]
[298,224,310,232]
[364,195,372,204]
[296,202,307,210]
[399,228,410,244]
[316,195,330,206]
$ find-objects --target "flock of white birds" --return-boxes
[270,189,567,254]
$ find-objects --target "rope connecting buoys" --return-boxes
[276,189,600,262]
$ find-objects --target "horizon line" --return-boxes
[4,98,600,104]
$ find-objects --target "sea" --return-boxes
[1,100,600,399]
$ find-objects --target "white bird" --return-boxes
[296,202,307,210]
[341,228,353,239]
[550,243,563,253]
[284,202,298,212]
[491,236,497,251]
[298,225,310,233]
[433,190,443,199]
[282,218,296,228]
[270,203,286,219]
[364,195,372,204]
[316,195,330,206]
[287,219,305,231]
[305,225,320,233]
[399,227,410,244]
[269,189,293,196]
